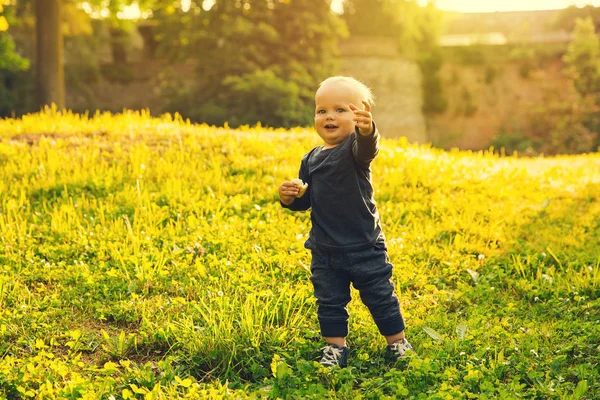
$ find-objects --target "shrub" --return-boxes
[0,29,30,116]
[222,69,311,128]
[419,48,448,115]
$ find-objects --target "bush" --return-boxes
[492,100,599,155]
[100,63,135,84]
[221,69,311,128]
[452,45,486,65]
[491,17,600,155]
[484,65,497,84]
[563,17,600,100]
[418,48,448,115]
[0,32,30,116]
[490,132,538,155]
[176,0,344,128]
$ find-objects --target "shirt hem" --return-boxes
[307,235,382,253]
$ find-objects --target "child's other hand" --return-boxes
[279,181,299,205]
[350,101,373,136]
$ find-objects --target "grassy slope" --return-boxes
[0,109,598,399]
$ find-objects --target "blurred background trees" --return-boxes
[158,0,346,127]
[0,2,29,115]
[2,1,600,154]
[3,0,348,127]
[343,0,446,116]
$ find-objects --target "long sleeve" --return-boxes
[280,156,311,211]
[352,121,379,169]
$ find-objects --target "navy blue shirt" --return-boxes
[281,124,384,252]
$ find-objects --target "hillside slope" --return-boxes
[0,110,599,398]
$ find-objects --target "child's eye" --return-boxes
[337,108,345,113]
[317,110,326,114]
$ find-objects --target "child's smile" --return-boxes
[314,82,363,148]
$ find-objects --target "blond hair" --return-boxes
[318,76,376,107]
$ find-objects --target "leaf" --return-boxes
[497,349,505,364]
[270,354,280,377]
[456,322,468,340]
[103,362,118,371]
[0,16,8,32]
[180,378,193,388]
[466,269,479,284]
[541,198,552,209]
[276,361,292,380]
[574,380,588,399]
[423,327,443,342]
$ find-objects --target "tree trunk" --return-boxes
[138,24,158,60]
[35,0,65,109]
[110,27,129,64]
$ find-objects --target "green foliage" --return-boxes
[64,33,104,112]
[492,17,600,155]
[509,44,538,79]
[0,35,30,117]
[418,47,448,115]
[159,0,346,128]
[0,6,30,116]
[562,17,600,150]
[442,43,564,69]
[0,34,27,72]
[345,1,449,117]
[492,97,599,155]
[449,45,486,65]
[0,111,599,397]
[100,63,135,84]
[344,0,443,53]
[563,17,600,99]
[553,5,600,32]
[223,69,310,127]
[458,86,476,117]
[484,64,497,84]
[143,2,201,62]
[490,132,537,155]
[342,0,399,37]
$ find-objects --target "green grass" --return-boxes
[0,108,599,399]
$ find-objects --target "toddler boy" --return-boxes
[278,76,413,367]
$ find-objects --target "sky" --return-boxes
[113,0,600,19]
[430,0,600,13]
[331,0,600,14]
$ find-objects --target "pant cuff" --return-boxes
[375,315,405,336]
[319,320,349,337]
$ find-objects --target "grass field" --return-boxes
[0,108,599,399]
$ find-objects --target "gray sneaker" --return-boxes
[320,344,349,368]
[386,338,414,359]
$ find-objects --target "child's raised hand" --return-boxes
[350,101,373,136]
[279,181,299,205]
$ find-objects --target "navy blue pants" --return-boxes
[308,241,406,338]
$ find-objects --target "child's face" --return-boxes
[314,82,363,148]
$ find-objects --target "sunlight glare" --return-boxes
[332,0,343,14]
[433,0,600,13]
[117,3,141,19]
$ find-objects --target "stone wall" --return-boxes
[339,57,427,142]
[337,36,428,142]
[428,59,573,150]
[338,36,574,149]
[12,27,573,149]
